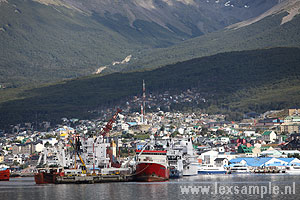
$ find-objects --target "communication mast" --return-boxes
[141,80,146,124]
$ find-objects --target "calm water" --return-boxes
[1,174,299,200]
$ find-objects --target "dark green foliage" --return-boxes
[0,47,300,128]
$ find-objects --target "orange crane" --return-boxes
[100,108,122,137]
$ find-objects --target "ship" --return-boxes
[180,138,201,176]
[34,168,64,184]
[167,141,183,178]
[133,150,169,182]
[0,168,10,181]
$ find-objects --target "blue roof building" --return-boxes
[229,157,300,167]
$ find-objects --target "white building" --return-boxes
[262,131,277,143]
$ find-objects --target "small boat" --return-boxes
[286,164,300,174]
[0,168,10,181]
[183,162,200,176]
[133,150,169,182]
[198,164,227,174]
[229,164,250,173]
[34,168,64,184]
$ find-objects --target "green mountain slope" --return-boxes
[0,47,300,128]
[0,0,191,88]
[115,11,300,72]
[0,0,283,88]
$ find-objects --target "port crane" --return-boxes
[92,108,122,173]
[69,137,88,174]
[95,108,122,142]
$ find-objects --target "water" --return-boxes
[1,174,299,200]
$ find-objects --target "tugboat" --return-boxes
[133,149,169,182]
[0,168,10,181]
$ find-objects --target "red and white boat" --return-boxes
[133,150,169,182]
[0,168,10,181]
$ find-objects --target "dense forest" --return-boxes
[0,47,299,128]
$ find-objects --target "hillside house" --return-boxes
[262,131,277,143]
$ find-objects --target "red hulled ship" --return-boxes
[0,168,10,181]
[133,150,169,182]
[34,168,64,184]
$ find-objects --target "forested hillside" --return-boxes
[0,47,299,128]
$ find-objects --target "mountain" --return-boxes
[60,0,280,36]
[0,0,281,87]
[0,47,299,129]
[0,0,140,88]
[110,0,300,72]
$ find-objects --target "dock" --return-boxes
[55,174,133,184]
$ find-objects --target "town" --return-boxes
[1,99,300,180]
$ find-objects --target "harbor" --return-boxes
[1,85,300,184]
[2,108,300,184]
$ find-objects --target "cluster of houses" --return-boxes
[1,107,300,172]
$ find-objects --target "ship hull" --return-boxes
[34,172,64,184]
[0,169,10,181]
[169,168,182,179]
[134,163,169,182]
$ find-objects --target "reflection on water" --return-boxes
[0,175,299,200]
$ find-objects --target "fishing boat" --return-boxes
[133,150,169,182]
[0,168,10,181]
[34,168,64,184]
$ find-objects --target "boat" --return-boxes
[133,150,169,182]
[286,164,300,174]
[34,168,64,184]
[167,149,183,178]
[0,168,10,181]
[181,138,200,176]
[169,166,182,178]
[228,164,250,173]
[198,164,227,174]
[183,162,200,176]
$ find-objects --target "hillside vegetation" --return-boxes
[0,0,189,88]
[0,0,282,87]
[114,13,300,72]
[0,47,300,128]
